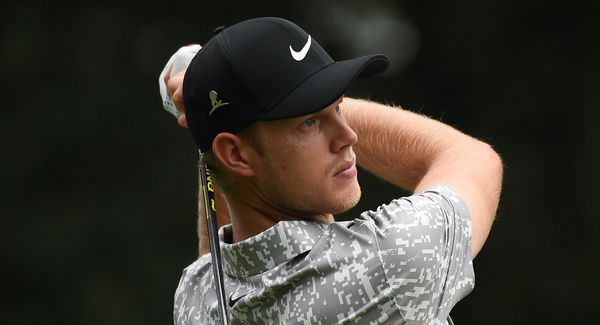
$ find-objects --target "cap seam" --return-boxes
[218,30,267,109]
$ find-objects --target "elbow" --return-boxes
[474,140,504,215]
[469,141,503,258]
[454,138,504,182]
[479,141,503,185]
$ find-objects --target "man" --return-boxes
[160,17,502,325]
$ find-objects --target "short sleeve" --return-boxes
[359,186,474,323]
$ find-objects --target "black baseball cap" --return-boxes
[183,17,389,152]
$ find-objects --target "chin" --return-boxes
[328,184,362,214]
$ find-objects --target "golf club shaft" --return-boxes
[198,152,230,325]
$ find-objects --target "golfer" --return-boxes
[160,17,502,325]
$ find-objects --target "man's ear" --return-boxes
[212,133,256,177]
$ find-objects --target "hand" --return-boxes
[158,44,200,128]
[165,70,188,128]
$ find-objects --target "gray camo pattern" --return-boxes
[174,186,474,324]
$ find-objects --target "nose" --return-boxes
[330,115,358,153]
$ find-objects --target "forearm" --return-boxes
[342,97,466,191]
[342,97,502,257]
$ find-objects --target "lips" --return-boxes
[333,159,357,178]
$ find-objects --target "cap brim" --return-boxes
[260,54,389,120]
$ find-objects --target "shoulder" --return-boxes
[356,187,475,321]
[359,186,471,234]
[175,254,212,296]
[187,254,212,277]
[352,186,473,272]
[174,255,213,325]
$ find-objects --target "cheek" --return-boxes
[263,130,330,178]
[270,149,323,184]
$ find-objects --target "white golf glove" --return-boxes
[158,44,201,118]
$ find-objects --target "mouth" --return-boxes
[333,159,357,178]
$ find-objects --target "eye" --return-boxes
[335,105,341,114]
[302,118,317,129]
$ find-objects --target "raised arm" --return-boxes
[161,48,231,256]
[341,98,502,258]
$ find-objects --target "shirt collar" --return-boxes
[218,220,329,278]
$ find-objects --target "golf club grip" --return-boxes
[199,158,230,325]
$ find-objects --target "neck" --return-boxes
[225,196,334,243]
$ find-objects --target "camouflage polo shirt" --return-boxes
[174,186,474,325]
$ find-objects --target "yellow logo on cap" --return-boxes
[208,90,229,115]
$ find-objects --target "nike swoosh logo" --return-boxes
[228,293,248,308]
[289,35,312,61]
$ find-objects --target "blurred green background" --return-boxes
[2,0,599,324]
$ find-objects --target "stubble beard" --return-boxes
[257,165,362,219]
[323,181,362,215]
[275,177,362,218]
[255,144,362,219]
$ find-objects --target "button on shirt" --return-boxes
[174,186,474,324]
